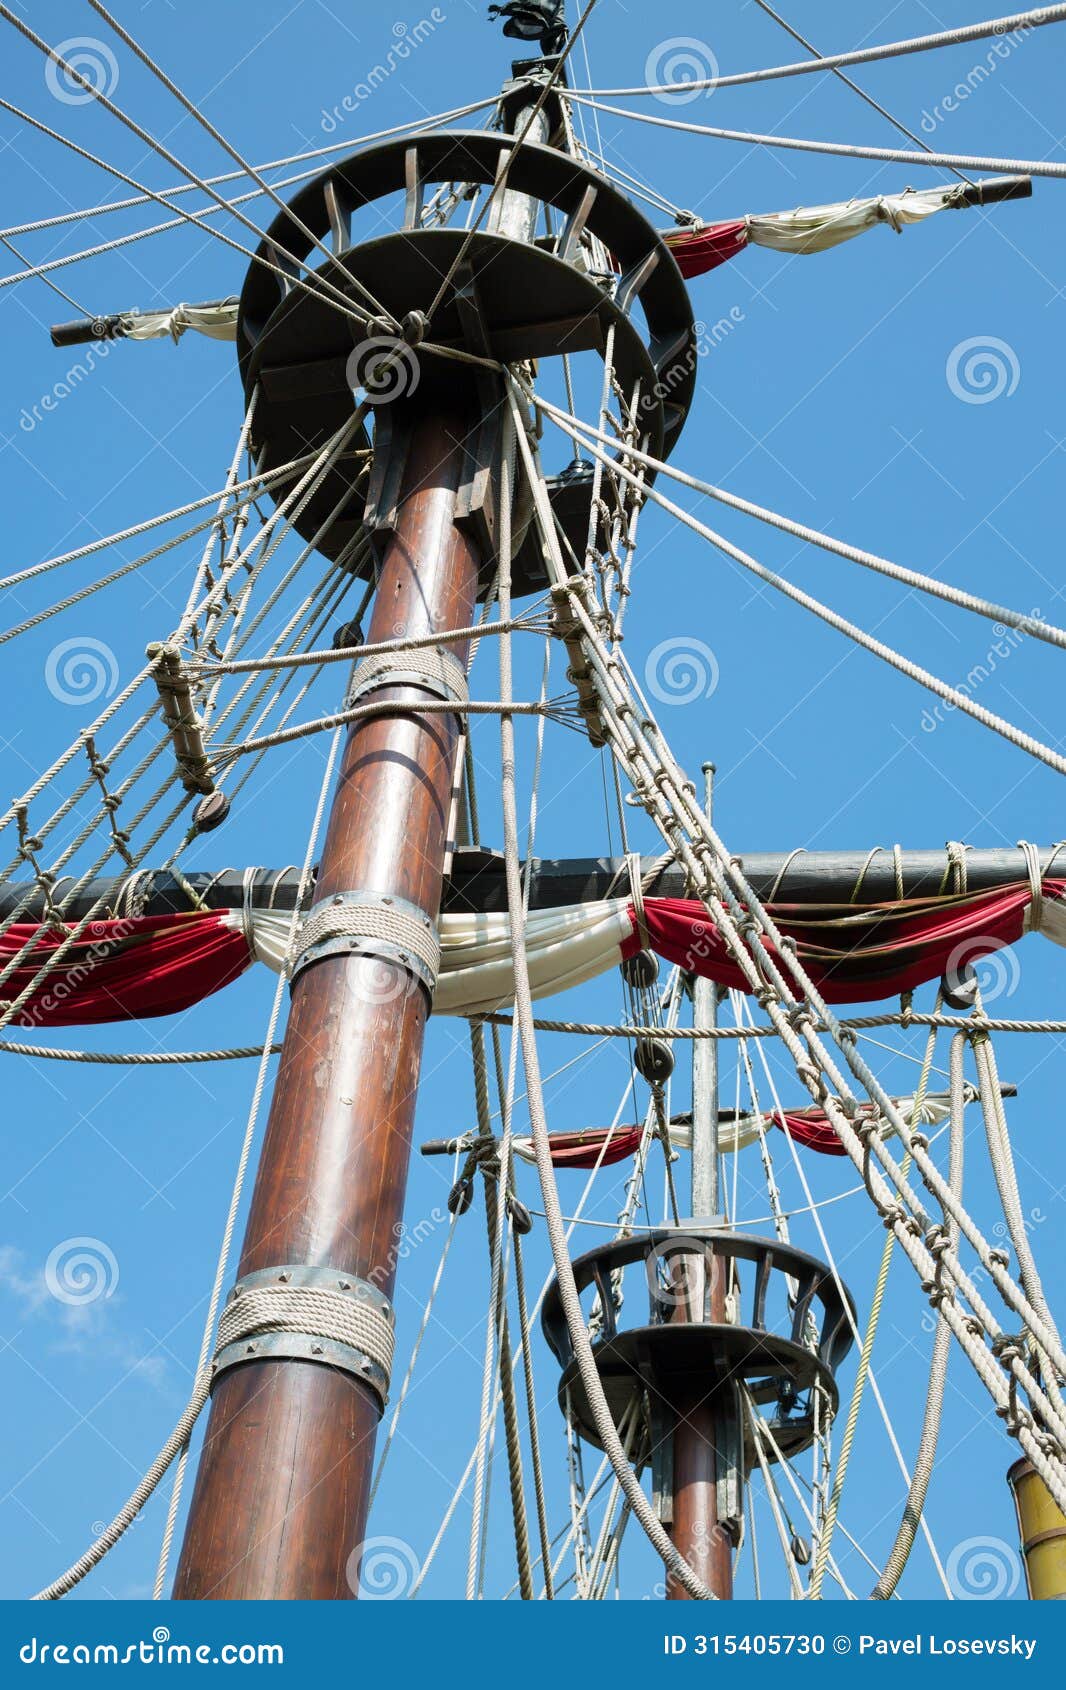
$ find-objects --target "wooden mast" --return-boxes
[666,762,736,1601]
[173,411,484,1599]
[173,39,559,1599]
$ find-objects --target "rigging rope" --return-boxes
[562,91,1066,181]
[420,0,600,329]
[0,455,319,597]
[0,77,373,332]
[532,396,1066,653]
[0,100,498,241]
[571,7,1066,97]
[529,393,1066,778]
[870,1032,965,1599]
[31,731,339,1600]
[507,374,1066,1513]
[84,1,398,330]
[749,0,973,182]
[495,405,716,1599]
[808,1014,942,1599]
[740,993,951,1593]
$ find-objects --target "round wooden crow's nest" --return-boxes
[237,129,697,598]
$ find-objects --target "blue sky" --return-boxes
[1,0,1065,1603]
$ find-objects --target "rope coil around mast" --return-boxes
[213,1269,396,1409]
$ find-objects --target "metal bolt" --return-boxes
[311,1342,323,1356]
[278,1271,291,1283]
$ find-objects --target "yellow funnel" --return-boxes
[1008,1458,1066,1601]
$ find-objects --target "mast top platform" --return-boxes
[542,1228,855,1467]
[236,123,697,597]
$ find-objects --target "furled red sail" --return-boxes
[664,184,967,279]
[4,879,1061,1028]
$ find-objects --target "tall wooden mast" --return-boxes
[173,410,484,1598]
[173,1,699,1597]
[173,24,568,1602]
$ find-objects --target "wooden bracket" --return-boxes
[549,582,608,747]
[146,643,215,795]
